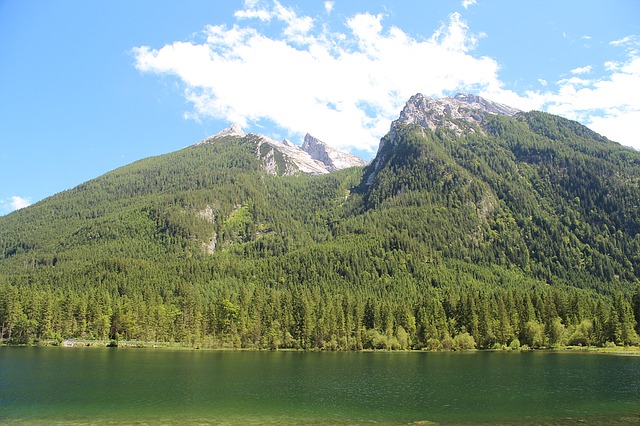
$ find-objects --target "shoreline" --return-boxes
[3,339,640,355]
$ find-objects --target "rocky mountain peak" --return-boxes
[195,126,365,176]
[215,123,246,138]
[391,93,520,138]
[195,124,246,145]
[453,93,520,117]
[367,93,521,185]
[302,133,367,172]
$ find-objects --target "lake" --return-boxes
[1,347,639,424]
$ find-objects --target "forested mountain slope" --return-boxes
[1,94,639,350]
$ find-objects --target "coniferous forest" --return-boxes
[1,109,640,350]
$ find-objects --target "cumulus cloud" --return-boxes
[234,0,313,43]
[571,65,592,75]
[610,35,636,47]
[134,5,501,153]
[547,54,640,148]
[0,195,31,214]
[11,196,30,210]
[324,1,334,15]
[482,50,639,149]
[133,1,640,152]
[462,0,477,9]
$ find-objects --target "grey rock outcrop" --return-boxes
[301,133,367,171]
[197,125,365,176]
[391,93,520,138]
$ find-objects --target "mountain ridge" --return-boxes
[1,92,639,349]
[392,92,521,137]
[197,124,366,176]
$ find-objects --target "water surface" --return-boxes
[1,347,639,424]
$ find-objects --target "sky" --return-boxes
[1,1,639,215]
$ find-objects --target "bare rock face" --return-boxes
[301,134,367,171]
[196,125,365,176]
[213,123,246,138]
[255,134,329,176]
[196,124,246,145]
[452,93,520,117]
[391,93,520,138]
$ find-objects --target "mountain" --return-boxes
[301,133,367,171]
[392,92,520,135]
[364,93,640,284]
[367,93,520,184]
[1,93,639,350]
[197,124,365,176]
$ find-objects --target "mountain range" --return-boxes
[1,93,639,350]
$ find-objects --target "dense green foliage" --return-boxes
[1,113,639,349]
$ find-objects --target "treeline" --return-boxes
[1,273,639,349]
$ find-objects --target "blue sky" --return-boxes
[1,1,639,215]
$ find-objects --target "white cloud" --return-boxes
[570,65,592,75]
[610,35,635,47]
[588,110,640,149]
[234,0,314,43]
[234,8,272,21]
[1,195,31,214]
[462,0,477,9]
[133,2,640,153]
[324,1,334,15]
[134,8,500,153]
[459,41,640,149]
[12,196,30,210]
[534,54,640,148]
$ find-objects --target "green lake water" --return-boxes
[1,347,639,425]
